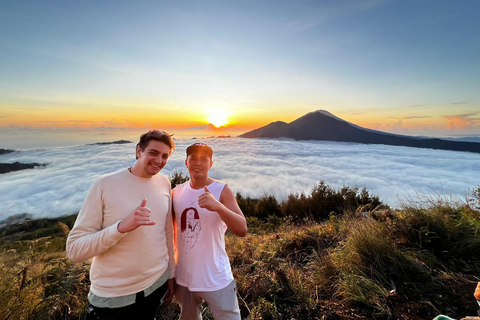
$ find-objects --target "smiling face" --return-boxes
[185,149,213,180]
[135,140,172,178]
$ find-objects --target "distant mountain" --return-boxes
[239,110,480,153]
[87,140,132,145]
[444,136,480,143]
[0,149,15,155]
[0,162,46,174]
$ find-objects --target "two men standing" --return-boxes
[67,131,247,320]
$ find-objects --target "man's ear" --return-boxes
[136,145,142,159]
[209,160,213,169]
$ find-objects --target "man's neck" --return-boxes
[189,177,213,189]
[129,165,152,179]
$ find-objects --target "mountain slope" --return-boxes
[239,110,480,153]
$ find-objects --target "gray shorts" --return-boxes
[175,280,241,320]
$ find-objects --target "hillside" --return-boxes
[0,149,15,155]
[240,110,480,153]
[1,181,480,320]
[0,161,46,174]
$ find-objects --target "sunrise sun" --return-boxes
[207,108,229,127]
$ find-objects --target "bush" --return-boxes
[236,193,257,217]
[169,171,189,189]
[281,181,383,223]
[471,185,480,210]
[255,193,281,220]
[392,205,480,272]
[32,259,90,320]
[281,193,310,220]
[0,243,90,320]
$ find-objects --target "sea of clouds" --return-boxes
[1,137,479,223]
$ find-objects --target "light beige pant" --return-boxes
[175,280,241,320]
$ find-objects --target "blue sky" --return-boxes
[1,0,479,146]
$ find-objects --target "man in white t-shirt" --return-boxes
[172,142,247,320]
[67,130,176,320]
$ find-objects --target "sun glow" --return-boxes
[207,108,229,127]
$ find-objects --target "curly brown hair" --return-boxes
[136,130,175,159]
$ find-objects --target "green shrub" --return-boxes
[281,181,383,223]
[281,193,310,220]
[169,171,189,189]
[249,298,279,320]
[32,258,90,320]
[471,185,480,210]
[255,193,281,220]
[313,217,431,313]
[393,205,480,273]
[236,193,257,217]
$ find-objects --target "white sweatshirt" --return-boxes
[66,168,175,298]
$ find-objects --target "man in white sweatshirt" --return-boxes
[67,130,176,320]
[173,142,247,320]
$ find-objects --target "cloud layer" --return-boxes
[1,138,479,222]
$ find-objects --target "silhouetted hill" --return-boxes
[240,110,480,153]
[241,121,289,138]
[87,140,132,145]
[0,162,47,174]
[0,148,15,155]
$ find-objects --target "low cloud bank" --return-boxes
[1,138,479,222]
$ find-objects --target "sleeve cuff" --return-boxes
[106,221,128,242]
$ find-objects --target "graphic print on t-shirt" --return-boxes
[180,206,201,253]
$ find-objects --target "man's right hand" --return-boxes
[117,199,156,233]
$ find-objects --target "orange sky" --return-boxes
[1,2,480,140]
[1,102,479,139]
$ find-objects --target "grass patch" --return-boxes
[1,182,480,319]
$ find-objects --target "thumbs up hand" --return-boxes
[198,185,221,212]
[117,198,156,233]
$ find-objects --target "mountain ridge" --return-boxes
[239,110,480,153]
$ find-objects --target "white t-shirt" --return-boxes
[173,180,234,292]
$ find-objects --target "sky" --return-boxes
[1,0,480,148]
[1,137,479,223]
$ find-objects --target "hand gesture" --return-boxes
[198,186,221,212]
[117,199,156,233]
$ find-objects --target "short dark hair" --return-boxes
[136,130,175,159]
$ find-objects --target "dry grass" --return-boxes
[1,184,480,319]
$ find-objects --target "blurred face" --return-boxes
[185,150,213,179]
[136,140,171,177]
